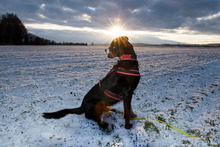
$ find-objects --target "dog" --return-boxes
[42,36,140,129]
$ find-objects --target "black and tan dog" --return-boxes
[42,36,140,129]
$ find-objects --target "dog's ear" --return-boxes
[117,36,135,56]
[121,36,128,41]
[117,36,130,48]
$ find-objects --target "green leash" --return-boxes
[115,109,218,147]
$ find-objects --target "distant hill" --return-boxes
[0,13,87,45]
[132,43,220,47]
[94,43,220,47]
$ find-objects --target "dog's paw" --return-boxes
[98,122,115,132]
[98,121,109,130]
[125,123,133,129]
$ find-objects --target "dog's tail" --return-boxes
[42,107,84,119]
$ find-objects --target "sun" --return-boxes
[110,26,125,37]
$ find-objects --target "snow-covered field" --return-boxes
[0,45,219,147]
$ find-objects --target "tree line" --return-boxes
[0,13,87,45]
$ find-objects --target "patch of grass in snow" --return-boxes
[112,135,123,146]
[182,140,191,145]
[156,116,166,123]
[168,108,177,116]
[186,104,194,112]
[97,135,122,147]
[98,141,111,147]
[144,121,160,134]
[187,128,202,137]
[186,128,217,144]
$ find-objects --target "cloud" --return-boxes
[192,12,220,34]
[2,0,220,31]
[127,0,220,31]
[1,0,220,44]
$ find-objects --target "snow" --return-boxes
[0,46,219,147]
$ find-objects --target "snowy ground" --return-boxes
[0,46,219,147]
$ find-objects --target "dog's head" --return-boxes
[105,36,135,59]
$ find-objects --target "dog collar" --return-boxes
[120,55,137,60]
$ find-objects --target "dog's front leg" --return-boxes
[123,96,133,129]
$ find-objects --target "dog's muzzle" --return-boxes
[105,48,109,55]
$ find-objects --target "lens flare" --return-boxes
[110,26,125,37]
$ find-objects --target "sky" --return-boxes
[1,0,220,44]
